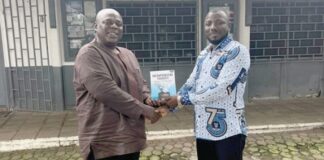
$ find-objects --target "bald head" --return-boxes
[95,8,123,47]
[96,8,121,24]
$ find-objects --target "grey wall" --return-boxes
[248,0,324,60]
[246,0,324,100]
[62,66,75,109]
[52,67,65,111]
[0,31,7,107]
[2,67,64,111]
[322,62,324,97]
[248,61,323,100]
[63,61,324,107]
[248,63,281,99]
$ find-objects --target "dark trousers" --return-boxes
[87,148,140,160]
[196,134,246,160]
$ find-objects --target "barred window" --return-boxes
[108,1,197,66]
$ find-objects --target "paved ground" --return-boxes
[0,127,324,160]
[245,127,324,160]
[1,98,324,141]
[1,97,324,158]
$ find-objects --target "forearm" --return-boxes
[83,75,154,119]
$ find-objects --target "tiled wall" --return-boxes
[249,1,324,61]
[108,1,197,65]
[1,0,58,111]
[2,0,49,67]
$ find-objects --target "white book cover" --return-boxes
[150,70,176,100]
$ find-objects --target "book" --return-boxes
[150,70,176,100]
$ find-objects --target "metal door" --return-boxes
[1,0,53,111]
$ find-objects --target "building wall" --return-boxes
[249,61,323,99]
[322,62,324,95]
[247,0,324,99]
[0,0,64,111]
[0,30,7,107]
[62,0,324,107]
[0,0,323,111]
[249,0,324,59]
[62,0,199,109]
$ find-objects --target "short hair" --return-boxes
[206,8,230,23]
[209,8,230,17]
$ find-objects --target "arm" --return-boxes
[142,78,151,101]
[130,52,150,101]
[163,52,209,107]
[188,46,250,105]
[75,47,154,119]
[177,53,209,105]
[127,49,154,105]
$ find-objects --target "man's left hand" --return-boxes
[163,96,178,108]
[144,97,161,108]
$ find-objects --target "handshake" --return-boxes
[144,96,180,124]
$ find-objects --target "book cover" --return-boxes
[150,70,176,100]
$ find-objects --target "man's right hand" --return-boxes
[155,106,169,117]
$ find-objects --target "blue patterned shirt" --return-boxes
[178,36,250,141]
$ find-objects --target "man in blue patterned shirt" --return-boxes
[164,8,250,160]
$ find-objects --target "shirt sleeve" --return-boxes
[75,47,154,119]
[126,49,151,102]
[188,46,250,105]
[134,54,150,101]
[178,53,208,105]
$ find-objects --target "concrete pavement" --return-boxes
[0,128,324,160]
[0,98,324,152]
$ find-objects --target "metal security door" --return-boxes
[1,0,53,111]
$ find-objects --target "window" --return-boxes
[63,0,96,61]
[108,1,197,66]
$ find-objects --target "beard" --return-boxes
[208,38,223,46]
[207,33,228,46]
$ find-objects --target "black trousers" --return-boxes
[87,148,140,160]
[196,134,246,160]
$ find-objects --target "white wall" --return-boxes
[0,0,62,67]
[46,0,63,67]
[238,0,250,49]
[0,0,9,67]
